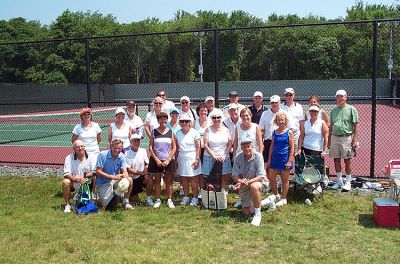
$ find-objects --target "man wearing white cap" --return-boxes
[179,96,198,121]
[96,139,133,210]
[223,91,245,118]
[232,137,269,226]
[329,89,359,191]
[223,103,241,143]
[125,134,150,206]
[259,95,295,171]
[62,140,97,213]
[248,91,268,124]
[205,96,219,121]
[280,88,304,153]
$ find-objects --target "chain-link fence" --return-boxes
[0,19,399,177]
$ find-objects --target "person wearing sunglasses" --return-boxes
[280,88,304,155]
[202,109,233,191]
[175,114,201,206]
[179,96,197,122]
[156,89,175,114]
[145,97,170,139]
[72,108,102,158]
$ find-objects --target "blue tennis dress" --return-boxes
[270,129,289,171]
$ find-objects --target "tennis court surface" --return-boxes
[0,103,399,177]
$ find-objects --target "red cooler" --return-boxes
[373,198,399,227]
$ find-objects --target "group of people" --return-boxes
[62,88,359,227]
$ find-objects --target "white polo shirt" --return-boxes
[63,152,97,178]
[280,102,304,132]
[259,109,295,141]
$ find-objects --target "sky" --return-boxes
[0,0,397,26]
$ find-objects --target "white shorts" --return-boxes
[97,180,118,206]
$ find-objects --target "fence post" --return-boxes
[85,38,92,108]
[213,29,219,108]
[370,20,378,178]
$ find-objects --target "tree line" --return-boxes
[0,1,400,84]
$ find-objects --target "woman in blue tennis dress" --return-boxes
[268,112,294,207]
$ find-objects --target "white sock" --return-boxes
[336,172,343,183]
[346,174,351,182]
[254,208,261,215]
[168,198,172,202]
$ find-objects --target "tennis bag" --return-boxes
[76,181,98,215]
[201,161,227,210]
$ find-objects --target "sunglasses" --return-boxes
[157,94,166,97]
[285,94,293,97]
[270,102,279,104]
[181,101,189,104]
[83,113,92,115]
[212,116,222,120]
[154,102,162,105]
[180,120,190,123]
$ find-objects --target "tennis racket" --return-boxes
[302,151,321,184]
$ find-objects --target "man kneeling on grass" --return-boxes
[62,140,97,213]
[232,138,269,226]
[96,139,133,211]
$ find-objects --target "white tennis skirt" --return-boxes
[177,153,201,177]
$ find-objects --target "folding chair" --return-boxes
[293,151,326,202]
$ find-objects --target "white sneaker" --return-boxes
[153,199,161,208]
[251,213,262,226]
[190,198,199,206]
[275,194,282,203]
[64,204,72,213]
[330,181,343,190]
[167,199,175,209]
[146,196,154,206]
[276,198,287,207]
[124,203,134,210]
[234,198,242,208]
[181,196,190,206]
[313,185,323,195]
[268,201,276,212]
[342,181,352,192]
[261,194,276,207]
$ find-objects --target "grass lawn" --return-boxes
[0,176,399,264]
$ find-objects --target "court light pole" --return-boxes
[196,31,205,82]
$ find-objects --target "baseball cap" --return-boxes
[179,114,193,121]
[130,134,142,141]
[284,88,295,94]
[115,178,130,197]
[170,107,179,115]
[309,105,320,112]
[227,103,238,110]
[253,91,263,98]
[229,90,238,96]
[241,137,253,145]
[336,89,347,96]
[270,95,280,103]
[180,96,190,103]
[80,108,92,115]
[205,96,215,102]
[115,107,125,115]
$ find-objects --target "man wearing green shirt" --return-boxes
[329,90,360,191]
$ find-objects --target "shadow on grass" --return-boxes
[208,208,249,223]
[53,191,63,198]
[358,214,377,228]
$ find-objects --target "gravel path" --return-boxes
[0,165,63,177]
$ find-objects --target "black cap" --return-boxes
[229,91,238,96]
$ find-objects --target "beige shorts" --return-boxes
[97,180,119,206]
[239,179,269,208]
[330,135,353,159]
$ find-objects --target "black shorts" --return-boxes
[148,156,175,174]
[200,148,205,163]
[262,139,272,162]
[302,147,322,156]
[131,176,145,196]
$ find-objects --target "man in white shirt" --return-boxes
[157,89,176,114]
[223,91,246,118]
[179,96,198,121]
[125,100,144,138]
[280,88,304,152]
[223,103,241,143]
[62,140,97,213]
[259,95,295,170]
